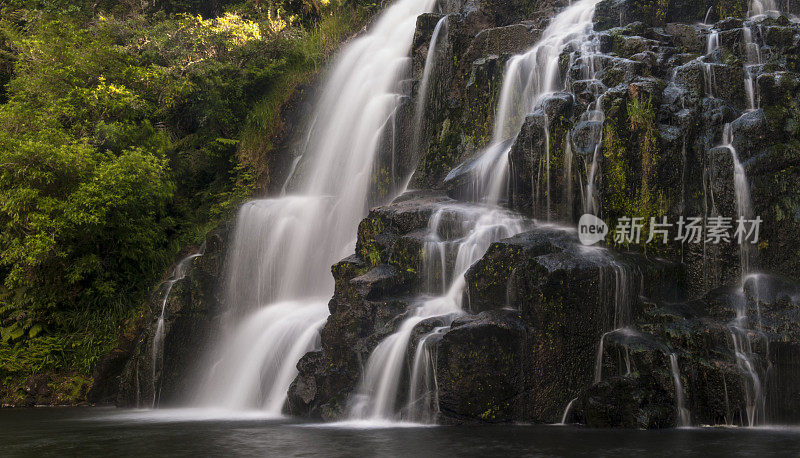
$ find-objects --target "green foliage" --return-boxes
[603,94,667,250]
[0,0,373,388]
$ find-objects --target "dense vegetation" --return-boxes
[0,0,379,403]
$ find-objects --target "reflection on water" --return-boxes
[2,408,800,457]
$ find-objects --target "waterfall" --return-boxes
[151,250,203,408]
[744,2,779,111]
[559,397,578,425]
[564,131,574,215]
[704,10,770,423]
[583,99,606,215]
[594,327,637,383]
[669,353,691,427]
[749,0,780,18]
[194,0,436,413]
[348,204,527,422]
[703,7,714,25]
[346,3,610,424]
[743,25,762,111]
[472,0,604,207]
[706,29,719,55]
[722,123,755,276]
[717,122,767,425]
[702,29,719,98]
[406,326,447,423]
[412,15,448,157]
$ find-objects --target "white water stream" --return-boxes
[475,0,604,208]
[151,251,203,407]
[348,204,527,422]
[348,0,613,425]
[194,0,436,414]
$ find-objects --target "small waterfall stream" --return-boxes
[700,4,774,424]
[749,0,780,18]
[743,25,762,111]
[151,250,203,407]
[715,118,766,426]
[475,0,604,207]
[722,123,755,276]
[194,0,436,414]
[669,353,691,427]
[413,15,449,155]
[348,204,527,422]
[349,0,631,425]
[702,27,719,98]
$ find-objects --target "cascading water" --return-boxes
[743,2,783,110]
[669,353,691,427]
[705,17,772,424]
[348,204,527,422]
[559,397,578,425]
[583,98,606,215]
[721,123,754,276]
[706,29,719,56]
[749,0,780,18]
[151,250,203,407]
[406,326,447,423]
[743,25,762,111]
[594,326,637,383]
[702,28,719,98]
[194,0,436,413]
[475,0,604,208]
[412,15,449,156]
[349,0,629,425]
[717,119,766,425]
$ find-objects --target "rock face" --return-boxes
[287,0,800,428]
[409,1,800,295]
[568,274,800,427]
[100,0,800,429]
[437,228,684,423]
[286,192,448,419]
[88,225,229,407]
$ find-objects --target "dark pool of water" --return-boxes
[2,408,800,457]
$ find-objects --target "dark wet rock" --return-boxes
[718,27,745,58]
[286,351,357,420]
[672,60,706,95]
[596,56,646,86]
[572,272,800,427]
[288,195,452,419]
[611,34,662,58]
[351,265,415,299]
[463,23,540,64]
[91,225,228,407]
[436,310,529,423]
[22,374,51,407]
[507,110,577,220]
[572,120,604,156]
[594,0,748,31]
[717,17,744,32]
[730,109,768,160]
[426,227,685,424]
[666,23,704,53]
[758,71,800,112]
[476,0,567,27]
[763,25,797,48]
